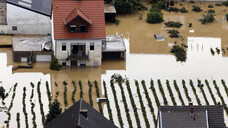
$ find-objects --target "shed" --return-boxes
[104,4,116,22]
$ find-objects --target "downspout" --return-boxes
[206,110,209,128]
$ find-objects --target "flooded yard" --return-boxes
[0,1,228,128]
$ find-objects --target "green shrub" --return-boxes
[192,5,202,12]
[208,9,215,13]
[115,19,120,26]
[147,11,164,24]
[189,23,192,27]
[215,3,222,6]
[164,21,183,28]
[167,30,180,38]
[180,3,183,6]
[113,0,133,14]
[170,45,186,62]
[180,7,188,13]
[151,0,165,11]
[170,1,175,6]
[45,99,62,124]
[166,7,180,13]
[208,4,214,8]
[222,0,228,6]
[199,13,215,24]
[49,57,62,71]
[189,0,194,3]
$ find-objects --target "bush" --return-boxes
[189,23,192,27]
[225,14,228,21]
[152,0,165,11]
[166,7,180,13]
[215,3,222,6]
[113,0,133,14]
[170,45,186,62]
[208,4,214,8]
[45,99,62,125]
[167,29,180,38]
[189,0,194,3]
[200,13,215,24]
[164,21,183,28]
[170,1,175,6]
[147,11,164,24]
[192,5,202,12]
[180,7,188,13]
[49,57,61,71]
[208,9,215,13]
[222,0,228,6]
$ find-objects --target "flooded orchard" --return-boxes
[1,1,228,128]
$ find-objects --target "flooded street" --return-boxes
[1,1,228,128]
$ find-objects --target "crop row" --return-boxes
[110,80,124,128]
[16,113,20,128]
[30,83,37,128]
[103,81,114,124]
[22,87,29,128]
[141,80,156,126]
[94,81,103,114]
[197,80,209,105]
[88,81,93,106]
[72,81,77,104]
[46,81,52,106]
[205,80,217,105]
[221,79,228,97]
[79,81,83,99]
[157,80,168,105]
[37,81,45,125]
[166,80,177,106]
[173,80,185,105]
[135,80,150,128]
[63,81,68,108]
[150,80,160,107]
[182,80,191,102]
[189,80,201,105]
[118,81,133,128]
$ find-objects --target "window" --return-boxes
[62,61,66,67]
[62,43,66,51]
[70,25,76,33]
[90,43,94,51]
[80,26,87,33]
[12,26,17,31]
[80,60,86,67]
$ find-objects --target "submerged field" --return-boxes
[1,1,228,128]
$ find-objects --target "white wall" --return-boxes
[55,39,103,66]
[0,4,51,35]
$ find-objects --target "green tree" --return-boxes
[113,0,133,14]
[146,11,163,24]
[45,99,62,125]
[49,57,62,71]
[0,86,5,100]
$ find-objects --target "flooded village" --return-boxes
[0,0,228,128]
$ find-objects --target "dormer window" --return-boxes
[80,25,87,33]
[70,25,77,33]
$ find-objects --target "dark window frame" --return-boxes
[90,43,94,51]
[69,25,77,33]
[80,25,87,33]
[62,43,66,51]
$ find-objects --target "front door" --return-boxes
[71,60,77,67]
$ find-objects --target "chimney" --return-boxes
[80,109,88,119]
[190,106,194,115]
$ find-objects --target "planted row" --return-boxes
[37,81,45,125]
[125,80,141,128]
[88,81,93,106]
[157,80,168,105]
[182,80,191,102]
[22,87,29,128]
[189,80,201,105]
[205,80,217,105]
[16,113,20,128]
[63,81,68,108]
[94,81,103,114]
[135,80,150,128]
[79,81,83,99]
[103,81,114,124]
[150,79,160,107]
[221,79,228,97]
[173,80,185,105]
[166,80,177,106]
[197,80,209,105]
[118,81,133,128]
[141,80,156,126]
[46,81,52,106]
[110,80,124,128]
[72,81,77,104]
[30,83,37,128]
[213,80,228,114]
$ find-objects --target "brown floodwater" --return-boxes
[1,1,228,127]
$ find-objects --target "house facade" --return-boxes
[0,0,52,35]
[52,0,106,67]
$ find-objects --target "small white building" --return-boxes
[0,0,52,35]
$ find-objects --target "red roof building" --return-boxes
[53,0,106,40]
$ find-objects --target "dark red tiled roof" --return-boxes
[53,0,106,39]
[64,8,92,25]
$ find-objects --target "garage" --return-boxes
[36,55,52,62]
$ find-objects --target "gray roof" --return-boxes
[7,0,52,16]
[158,105,225,128]
[45,99,118,128]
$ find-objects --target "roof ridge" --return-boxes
[77,8,92,24]
[77,98,83,127]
